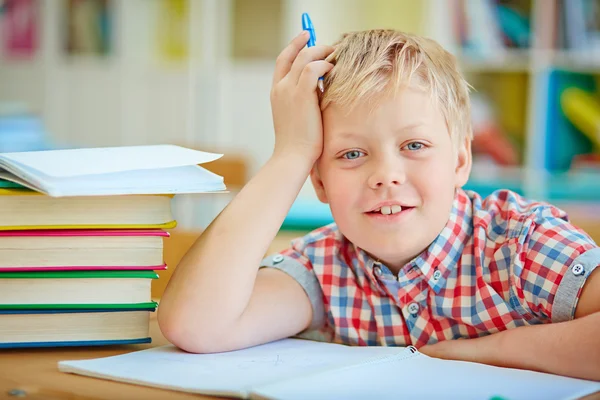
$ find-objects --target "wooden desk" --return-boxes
[0,314,217,400]
[1,313,599,400]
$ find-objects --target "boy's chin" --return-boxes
[357,237,425,265]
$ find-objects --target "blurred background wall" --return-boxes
[0,0,599,238]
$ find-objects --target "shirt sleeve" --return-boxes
[510,206,599,323]
[260,248,326,331]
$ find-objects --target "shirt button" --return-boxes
[407,302,420,315]
[571,263,585,276]
[272,255,284,264]
[373,265,382,276]
[432,270,442,281]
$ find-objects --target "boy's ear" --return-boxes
[310,165,329,204]
[454,138,472,188]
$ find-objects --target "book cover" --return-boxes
[0,338,151,349]
[0,270,159,279]
[0,221,178,231]
[0,265,168,272]
[0,302,158,311]
[0,188,178,230]
[0,228,169,237]
[0,180,27,189]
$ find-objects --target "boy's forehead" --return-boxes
[323,87,439,133]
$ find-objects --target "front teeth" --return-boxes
[379,205,402,215]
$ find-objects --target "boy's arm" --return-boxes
[420,268,600,380]
[157,32,334,353]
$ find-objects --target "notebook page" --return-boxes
[48,165,225,197]
[58,339,405,397]
[253,351,600,400]
[0,145,222,178]
[0,165,225,197]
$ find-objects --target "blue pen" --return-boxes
[302,12,324,92]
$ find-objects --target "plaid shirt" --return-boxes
[261,189,600,347]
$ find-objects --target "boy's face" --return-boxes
[312,84,471,271]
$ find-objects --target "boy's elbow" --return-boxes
[157,304,207,353]
[157,304,236,354]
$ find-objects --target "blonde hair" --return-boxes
[322,29,473,143]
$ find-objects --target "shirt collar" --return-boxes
[410,189,473,292]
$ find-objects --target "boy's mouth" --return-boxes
[370,205,402,215]
[365,205,415,223]
[366,205,415,216]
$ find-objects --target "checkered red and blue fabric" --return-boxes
[261,189,600,347]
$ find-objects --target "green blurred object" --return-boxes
[546,70,595,172]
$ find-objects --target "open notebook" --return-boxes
[58,338,600,400]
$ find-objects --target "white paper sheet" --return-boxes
[255,350,600,400]
[58,338,600,400]
[58,339,405,397]
[0,145,222,177]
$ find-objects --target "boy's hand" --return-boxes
[420,338,480,362]
[270,31,334,163]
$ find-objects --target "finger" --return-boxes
[272,31,310,86]
[297,61,334,91]
[289,45,335,85]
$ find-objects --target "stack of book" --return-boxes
[0,145,225,348]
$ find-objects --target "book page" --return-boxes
[58,339,404,397]
[253,350,600,400]
[0,145,222,178]
[0,165,225,197]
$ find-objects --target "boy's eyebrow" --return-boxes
[328,131,365,144]
[396,122,427,132]
[336,131,363,139]
[329,122,429,143]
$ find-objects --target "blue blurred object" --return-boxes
[464,177,524,198]
[546,171,600,202]
[0,104,53,153]
[282,198,333,230]
[496,5,530,48]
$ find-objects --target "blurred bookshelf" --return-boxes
[1,0,598,230]
[428,0,600,205]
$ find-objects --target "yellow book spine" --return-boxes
[0,189,40,196]
[0,220,178,231]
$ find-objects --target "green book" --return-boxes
[0,302,158,310]
[0,270,158,306]
[0,305,156,348]
[0,179,27,189]
[0,270,158,279]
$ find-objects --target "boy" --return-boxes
[158,29,600,381]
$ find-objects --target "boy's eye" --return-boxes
[342,150,365,160]
[404,142,424,151]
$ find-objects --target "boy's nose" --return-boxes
[367,161,406,189]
